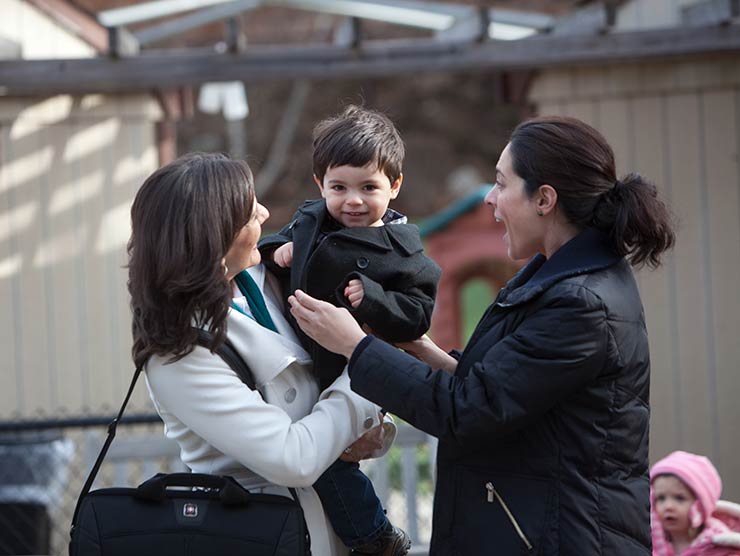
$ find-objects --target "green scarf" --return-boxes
[233,270,278,333]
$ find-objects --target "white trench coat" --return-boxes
[145,264,394,555]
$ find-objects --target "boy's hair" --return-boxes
[312,105,404,184]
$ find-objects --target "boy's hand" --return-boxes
[344,279,364,308]
[273,242,293,268]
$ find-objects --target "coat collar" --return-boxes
[226,265,311,387]
[498,228,621,307]
[297,198,423,255]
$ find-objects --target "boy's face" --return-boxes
[315,162,402,228]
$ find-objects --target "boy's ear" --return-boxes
[313,174,326,197]
[389,173,403,200]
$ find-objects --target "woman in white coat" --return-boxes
[127,152,393,555]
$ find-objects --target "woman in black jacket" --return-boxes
[288,116,675,556]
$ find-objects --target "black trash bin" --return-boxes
[0,431,74,555]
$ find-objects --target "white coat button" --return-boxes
[284,388,297,403]
[363,417,373,429]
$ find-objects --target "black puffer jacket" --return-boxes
[348,228,651,555]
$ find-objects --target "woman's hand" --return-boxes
[395,335,458,374]
[339,419,385,462]
[288,290,366,359]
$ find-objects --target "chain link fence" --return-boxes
[0,415,181,556]
[0,417,433,556]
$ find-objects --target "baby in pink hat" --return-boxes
[651,450,740,556]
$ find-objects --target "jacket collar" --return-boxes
[498,228,620,307]
[297,198,422,255]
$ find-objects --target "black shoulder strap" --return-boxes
[195,329,256,390]
[71,330,259,530]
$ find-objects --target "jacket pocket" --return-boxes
[453,467,557,555]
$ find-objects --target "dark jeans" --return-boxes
[314,458,389,548]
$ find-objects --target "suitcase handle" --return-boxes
[136,473,252,506]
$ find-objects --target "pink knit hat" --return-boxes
[651,450,723,525]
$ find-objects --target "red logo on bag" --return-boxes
[183,503,198,517]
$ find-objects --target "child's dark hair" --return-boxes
[508,116,675,268]
[312,105,404,184]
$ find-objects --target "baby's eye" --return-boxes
[675,495,686,502]
[655,495,666,502]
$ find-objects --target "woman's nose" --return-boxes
[485,185,498,207]
[258,203,270,223]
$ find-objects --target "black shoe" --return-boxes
[350,524,411,556]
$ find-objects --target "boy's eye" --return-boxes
[363,184,377,191]
[331,185,345,191]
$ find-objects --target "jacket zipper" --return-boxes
[485,482,533,551]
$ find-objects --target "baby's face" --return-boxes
[316,162,402,228]
[653,475,696,535]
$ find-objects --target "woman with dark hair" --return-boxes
[288,116,676,555]
[128,152,393,556]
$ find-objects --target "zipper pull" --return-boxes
[485,482,495,503]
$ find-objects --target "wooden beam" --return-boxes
[108,26,141,58]
[1,24,740,96]
[27,0,109,54]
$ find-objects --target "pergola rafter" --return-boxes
[2,0,740,97]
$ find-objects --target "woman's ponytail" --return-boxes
[592,173,675,268]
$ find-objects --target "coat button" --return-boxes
[356,257,369,269]
[284,388,297,403]
[363,417,374,429]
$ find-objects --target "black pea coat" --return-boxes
[259,199,441,389]
[347,228,651,555]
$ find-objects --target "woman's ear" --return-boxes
[536,184,558,216]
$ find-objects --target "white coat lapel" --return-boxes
[226,265,311,387]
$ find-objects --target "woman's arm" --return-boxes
[146,351,381,488]
[292,287,610,444]
[395,335,457,373]
[289,289,457,372]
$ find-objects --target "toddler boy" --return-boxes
[259,105,440,556]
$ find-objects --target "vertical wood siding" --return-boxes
[0,95,162,419]
[1,0,95,59]
[529,55,740,499]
